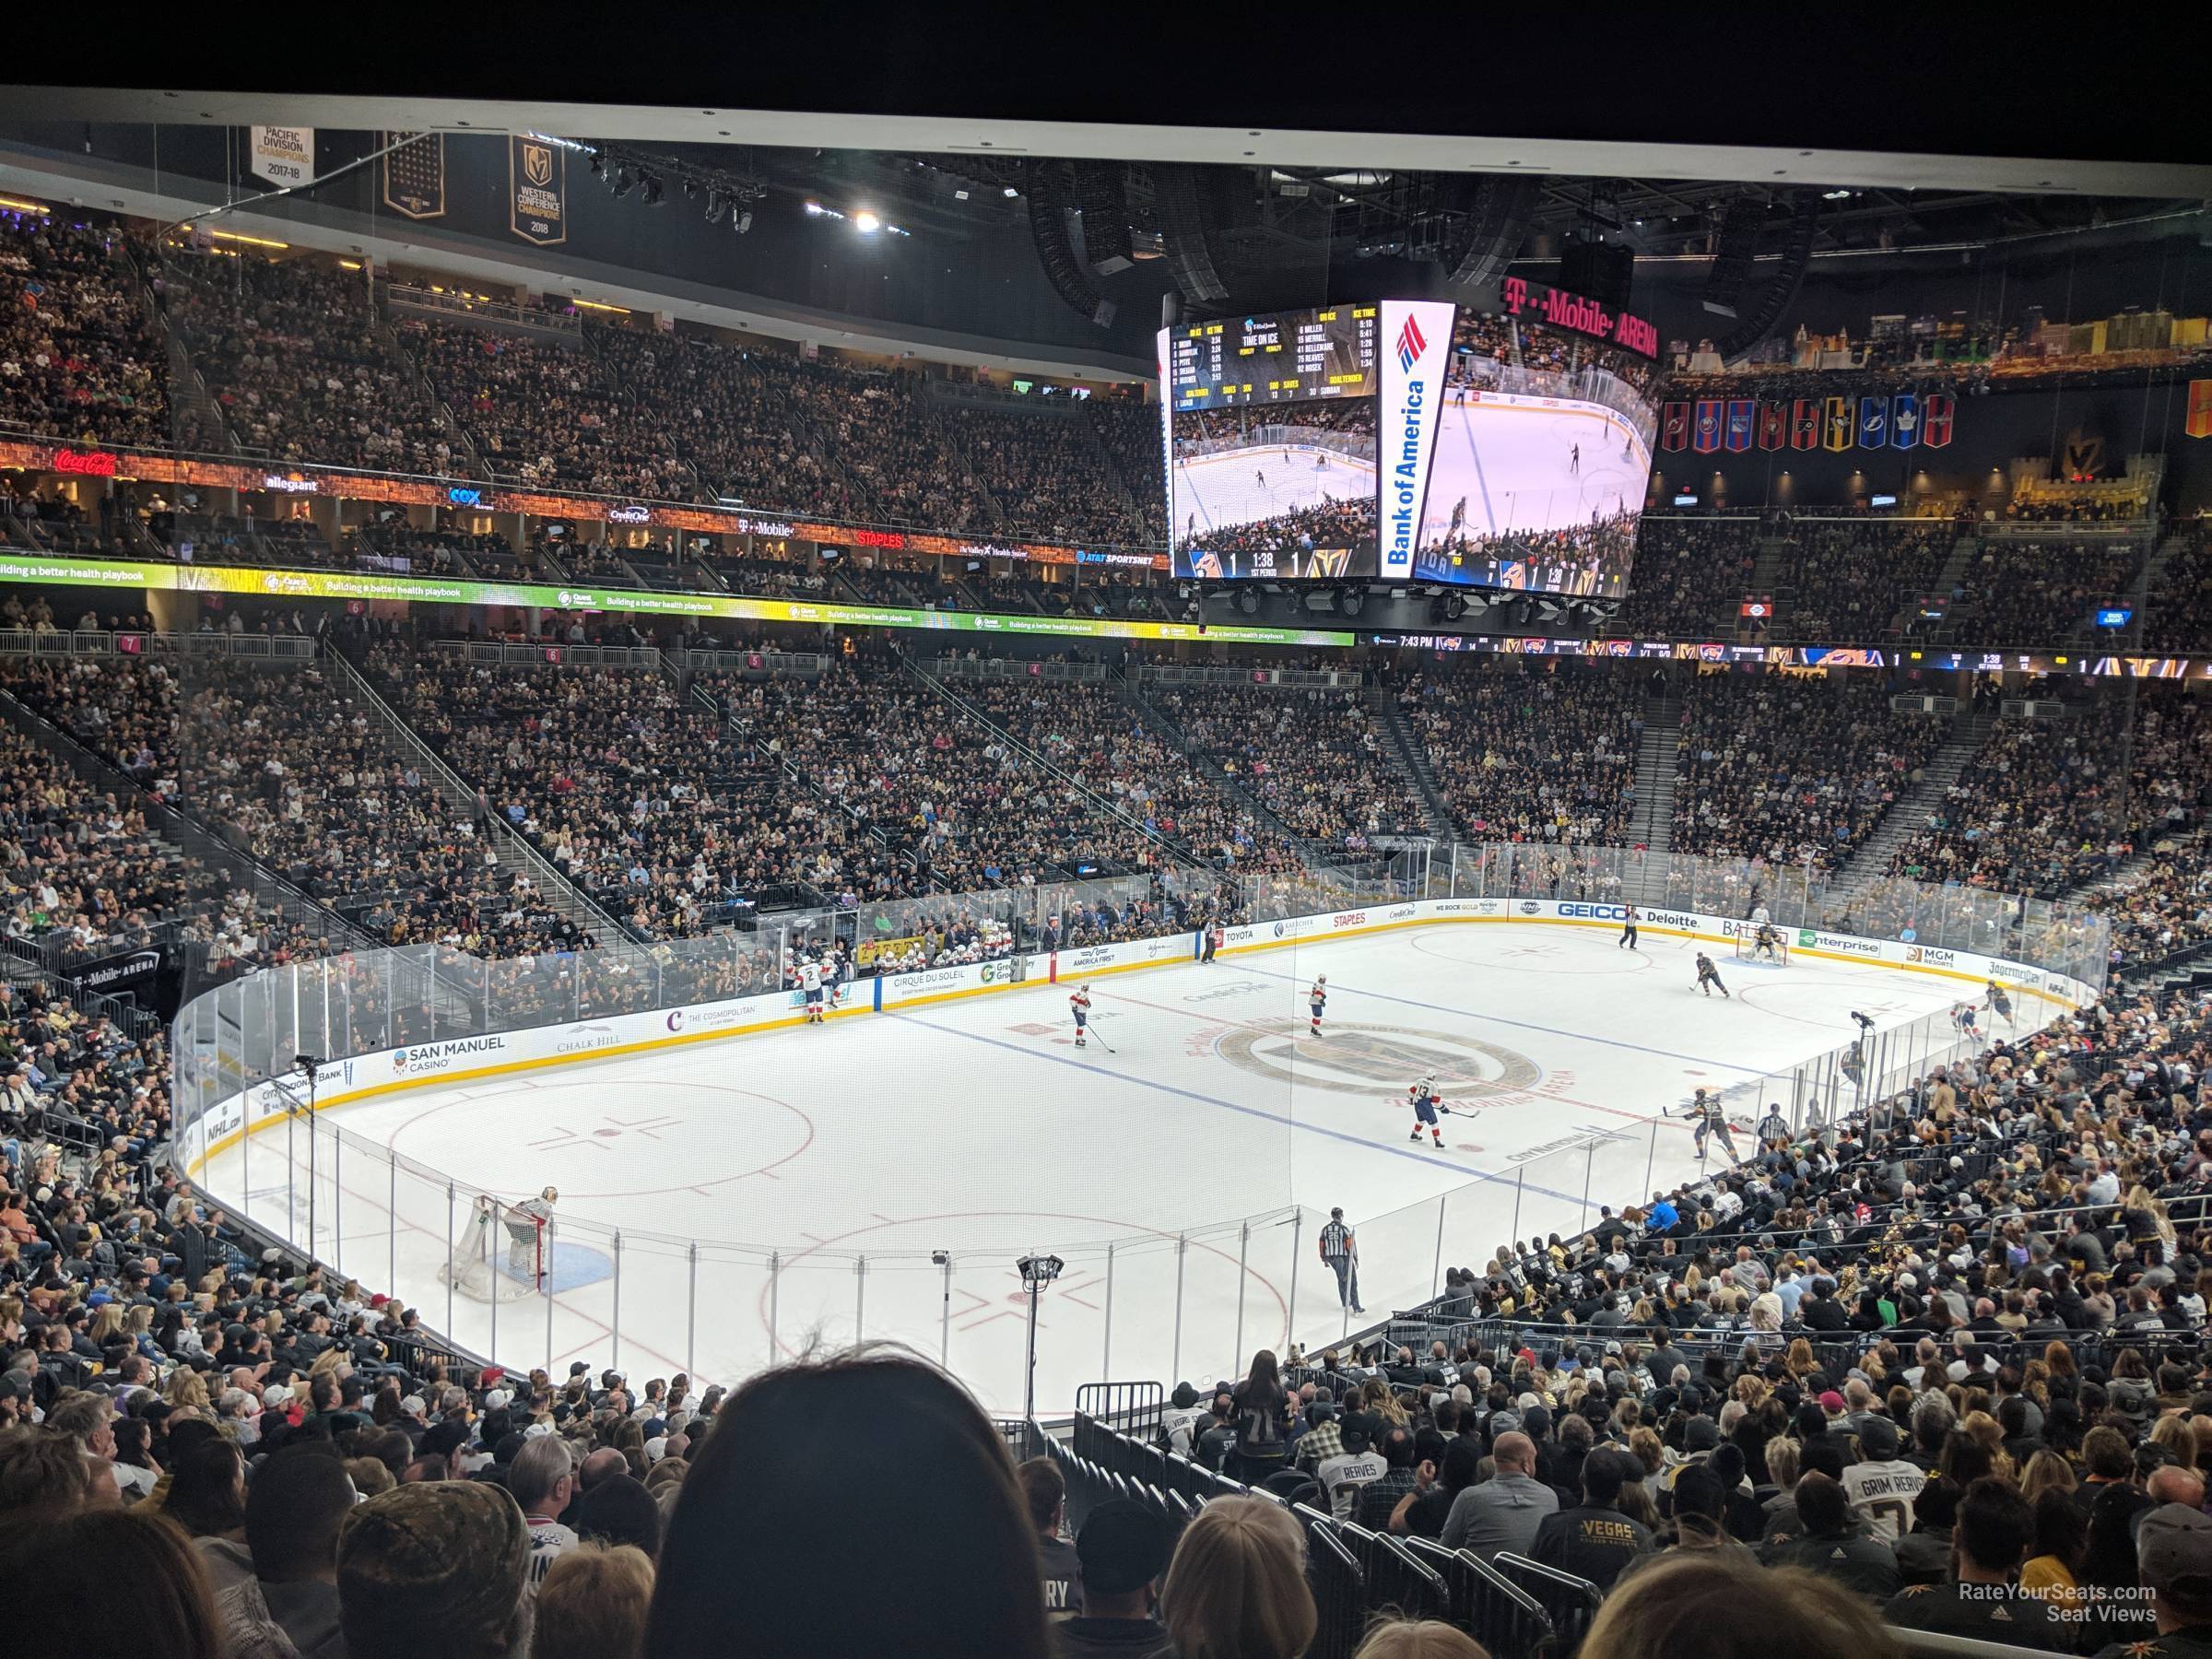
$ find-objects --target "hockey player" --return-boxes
[1951,1002,1980,1039]
[798,956,827,1025]
[1069,983,1093,1049]
[1308,974,1328,1037]
[1408,1073,1445,1148]
[511,1186,557,1275]
[1987,978,2014,1026]
[1618,904,1640,951]
[1693,951,1731,998]
[1570,441,1581,476]
[1688,1088,1739,1164]
[1751,922,1783,963]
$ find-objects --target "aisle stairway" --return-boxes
[1827,705,1994,895]
[1364,684,1459,842]
[1626,688,1680,856]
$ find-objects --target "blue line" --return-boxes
[1232,953,1763,1075]
[892,1011,1585,1206]
[1461,398,1499,535]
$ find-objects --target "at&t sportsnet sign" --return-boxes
[1379,300,1454,579]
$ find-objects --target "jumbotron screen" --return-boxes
[1159,286,1660,596]
[1163,304,1381,581]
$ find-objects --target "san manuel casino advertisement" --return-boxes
[1159,284,1660,598]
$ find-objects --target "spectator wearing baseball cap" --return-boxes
[1052,1499,1170,1657]
[337,1480,532,1659]
[2094,1503,2212,1658]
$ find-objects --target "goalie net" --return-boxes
[1734,924,1789,966]
[442,1194,547,1303]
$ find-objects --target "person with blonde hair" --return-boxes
[1354,1618,1489,1658]
[535,1542,653,1659]
[1583,1552,1900,1659]
[1159,1495,1315,1659]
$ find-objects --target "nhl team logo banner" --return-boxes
[509,134,567,247]
[1923,393,1955,448]
[381,131,446,221]
[249,125,314,187]
[2187,380,2212,440]
[1822,396,1853,452]
[1889,392,1920,450]
[1858,395,1889,450]
[1757,401,1788,452]
[1661,401,1690,452]
[1790,399,1821,451]
[1724,400,1756,453]
[1692,399,1724,453]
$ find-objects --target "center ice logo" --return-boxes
[1216,1019,1539,1099]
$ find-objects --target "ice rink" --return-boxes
[1418,394,1650,546]
[201,923,1972,1415]
[1175,446,1373,544]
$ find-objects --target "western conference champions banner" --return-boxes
[249,126,314,187]
[508,135,567,246]
[1662,391,1956,454]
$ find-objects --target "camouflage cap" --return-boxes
[337,1480,528,1648]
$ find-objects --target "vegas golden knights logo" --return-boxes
[509,134,567,247]
[2063,427,2103,481]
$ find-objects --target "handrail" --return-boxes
[903,653,1212,877]
[317,641,644,962]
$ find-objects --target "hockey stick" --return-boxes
[1089,1031,1116,1054]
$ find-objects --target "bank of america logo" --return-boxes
[1395,314,1427,371]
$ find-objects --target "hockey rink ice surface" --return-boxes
[1418,398,1650,545]
[1175,448,1373,542]
[203,924,1967,1415]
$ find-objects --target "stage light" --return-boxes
[1003,185,1019,198]
[853,210,881,234]
[1337,587,1366,618]
[640,172,664,206]
[804,199,824,217]
[703,191,727,226]
[735,211,752,235]
[610,165,633,198]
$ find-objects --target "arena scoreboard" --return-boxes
[1167,305,1378,410]
[1160,288,1662,599]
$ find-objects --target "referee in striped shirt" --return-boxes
[1321,1208,1363,1315]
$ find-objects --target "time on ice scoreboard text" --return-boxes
[1168,305,1378,410]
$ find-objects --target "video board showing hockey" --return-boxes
[1160,305,1381,581]
[1408,289,1663,598]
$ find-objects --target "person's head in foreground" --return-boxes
[2138,1501,2212,1634]
[646,1351,1048,1659]
[1582,1552,1900,1659]
[0,1509,222,1659]
[535,1542,655,1659]
[338,1477,531,1659]
[1356,1618,1491,1658]
[1159,1494,1316,1659]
